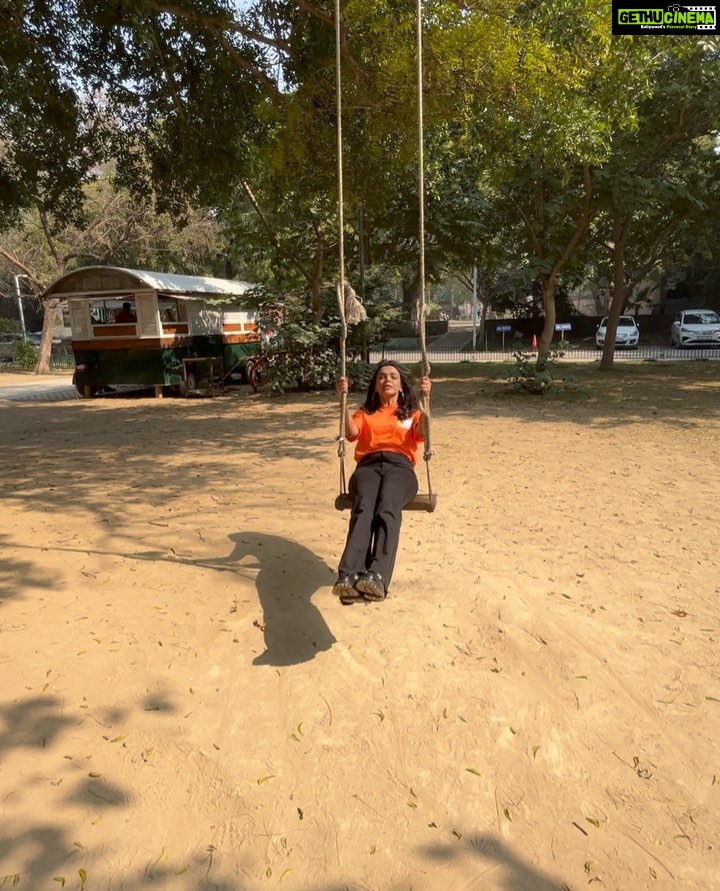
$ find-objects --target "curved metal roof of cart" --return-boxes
[42,266,255,301]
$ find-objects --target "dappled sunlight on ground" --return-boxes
[2,363,720,890]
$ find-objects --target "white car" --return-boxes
[670,309,720,348]
[596,315,640,349]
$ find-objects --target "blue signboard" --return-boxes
[496,325,512,333]
[555,323,571,332]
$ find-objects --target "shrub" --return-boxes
[505,346,566,395]
[13,339,39,371]
[254,289,375,393]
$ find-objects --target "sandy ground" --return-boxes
[2,363,720,891]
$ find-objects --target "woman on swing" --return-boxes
[334,361,431,604]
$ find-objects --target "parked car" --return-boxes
[670,309,720,348]
[596,315,640,349]
[27,331,65,346]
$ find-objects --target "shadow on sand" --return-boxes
[218,532,337,667]
[133,531,338,667]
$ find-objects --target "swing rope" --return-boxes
[334,0,349,501]
[334,0,436,512]
[414,0,434,501]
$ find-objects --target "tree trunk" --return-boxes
[310,218,325,322]
[530,164,594,373]
[36,298,60,374]
[536,274,557,372]
[34,208,66,373]
[310,278,323,321]
[599,216,628,372]
[401,277,417,322]
[480,298,489,337]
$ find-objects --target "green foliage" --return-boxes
[12,338,39,370]
[0,1,104,227]
[344,358,374,393]
[252,286,382,393]
[504,347,566,395]
[2,0,719,337]
[589,42,720,318]
[0,167,231,293]
[0,318,21,335]
[262,333,338,394]
[253,295,338,393]
[239,246,409,391]
[354,270,404,345]
[250,340,373,395]
[492,279,576,319]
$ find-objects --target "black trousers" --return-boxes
[338,451,419,588]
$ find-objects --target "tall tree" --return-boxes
[592,41,720,370]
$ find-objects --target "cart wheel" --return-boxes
[246,359,262,391]
[179,370,197,397]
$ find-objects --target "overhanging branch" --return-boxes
[240,180,313,284]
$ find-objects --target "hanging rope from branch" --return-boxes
[335,0,349,499]
[415,0,428,382]
[333,0,436,512]
[415,0,434,498]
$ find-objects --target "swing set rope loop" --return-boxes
[335,0,349,484]
[415,0,433,483]
[334,0,435,508]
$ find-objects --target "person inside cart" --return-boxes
[114,302,137,323]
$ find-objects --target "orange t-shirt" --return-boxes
[350,405,424,465]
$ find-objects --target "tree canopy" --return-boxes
[1,1,718,369]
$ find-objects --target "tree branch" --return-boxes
[38,207,63,274]
[240,180,312,284]
[145,0,365,91]
[145,1,294,55]
[294,0,334,29]
[211,28,280,93]
[551,164,594,276]
[0,248,42,290]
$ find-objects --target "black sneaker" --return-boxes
[332,573,362,604]
[355,570,387,601]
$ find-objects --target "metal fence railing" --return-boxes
[369,343,720,364]
[0,343,75,371]
[49,354,75,369]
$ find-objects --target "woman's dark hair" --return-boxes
[362,361,418,421]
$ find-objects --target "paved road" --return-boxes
[0,375,77,403]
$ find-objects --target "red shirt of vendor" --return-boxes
[115,302,137,323]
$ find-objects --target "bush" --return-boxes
[254,290,375,393]
[505,346,566,395]
[13,339,39,371]
[0,319,22,335]
[345,359,373,391]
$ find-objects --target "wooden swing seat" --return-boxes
[334,493,437,513]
